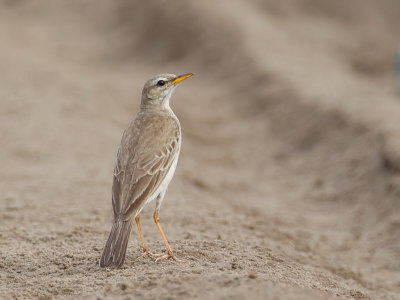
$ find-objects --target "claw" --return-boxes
[142,249,154,257]
[155,251,185,263]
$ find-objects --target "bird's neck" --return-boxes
[140,101,175,115]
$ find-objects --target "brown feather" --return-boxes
[111,109,180,221]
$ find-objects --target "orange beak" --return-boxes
[170,73,194,85]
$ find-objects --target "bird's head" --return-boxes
[141,73,194,109]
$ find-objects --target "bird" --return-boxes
[99,73,193,268]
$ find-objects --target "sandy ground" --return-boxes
[1,1,400,299]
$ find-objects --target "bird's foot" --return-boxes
[154,251,185,263]
[141,248,155,257]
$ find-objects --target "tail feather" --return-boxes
[100,220,132,268]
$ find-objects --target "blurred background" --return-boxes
[1,1,400,299]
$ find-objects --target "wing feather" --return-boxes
[111,129,180,221]
[110,112,181,221]
[111,148,123,218]
[121,136,179,216]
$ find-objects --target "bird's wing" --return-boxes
[112,124,180,220]
[111,147,124,219]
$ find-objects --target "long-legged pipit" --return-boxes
[100,73,193,268]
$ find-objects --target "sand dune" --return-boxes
[1,1,400,299]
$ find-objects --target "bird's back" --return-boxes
[112,109,181,220]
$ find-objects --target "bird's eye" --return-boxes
[157,80,165,86]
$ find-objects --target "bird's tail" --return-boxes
[100,219,132,268]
